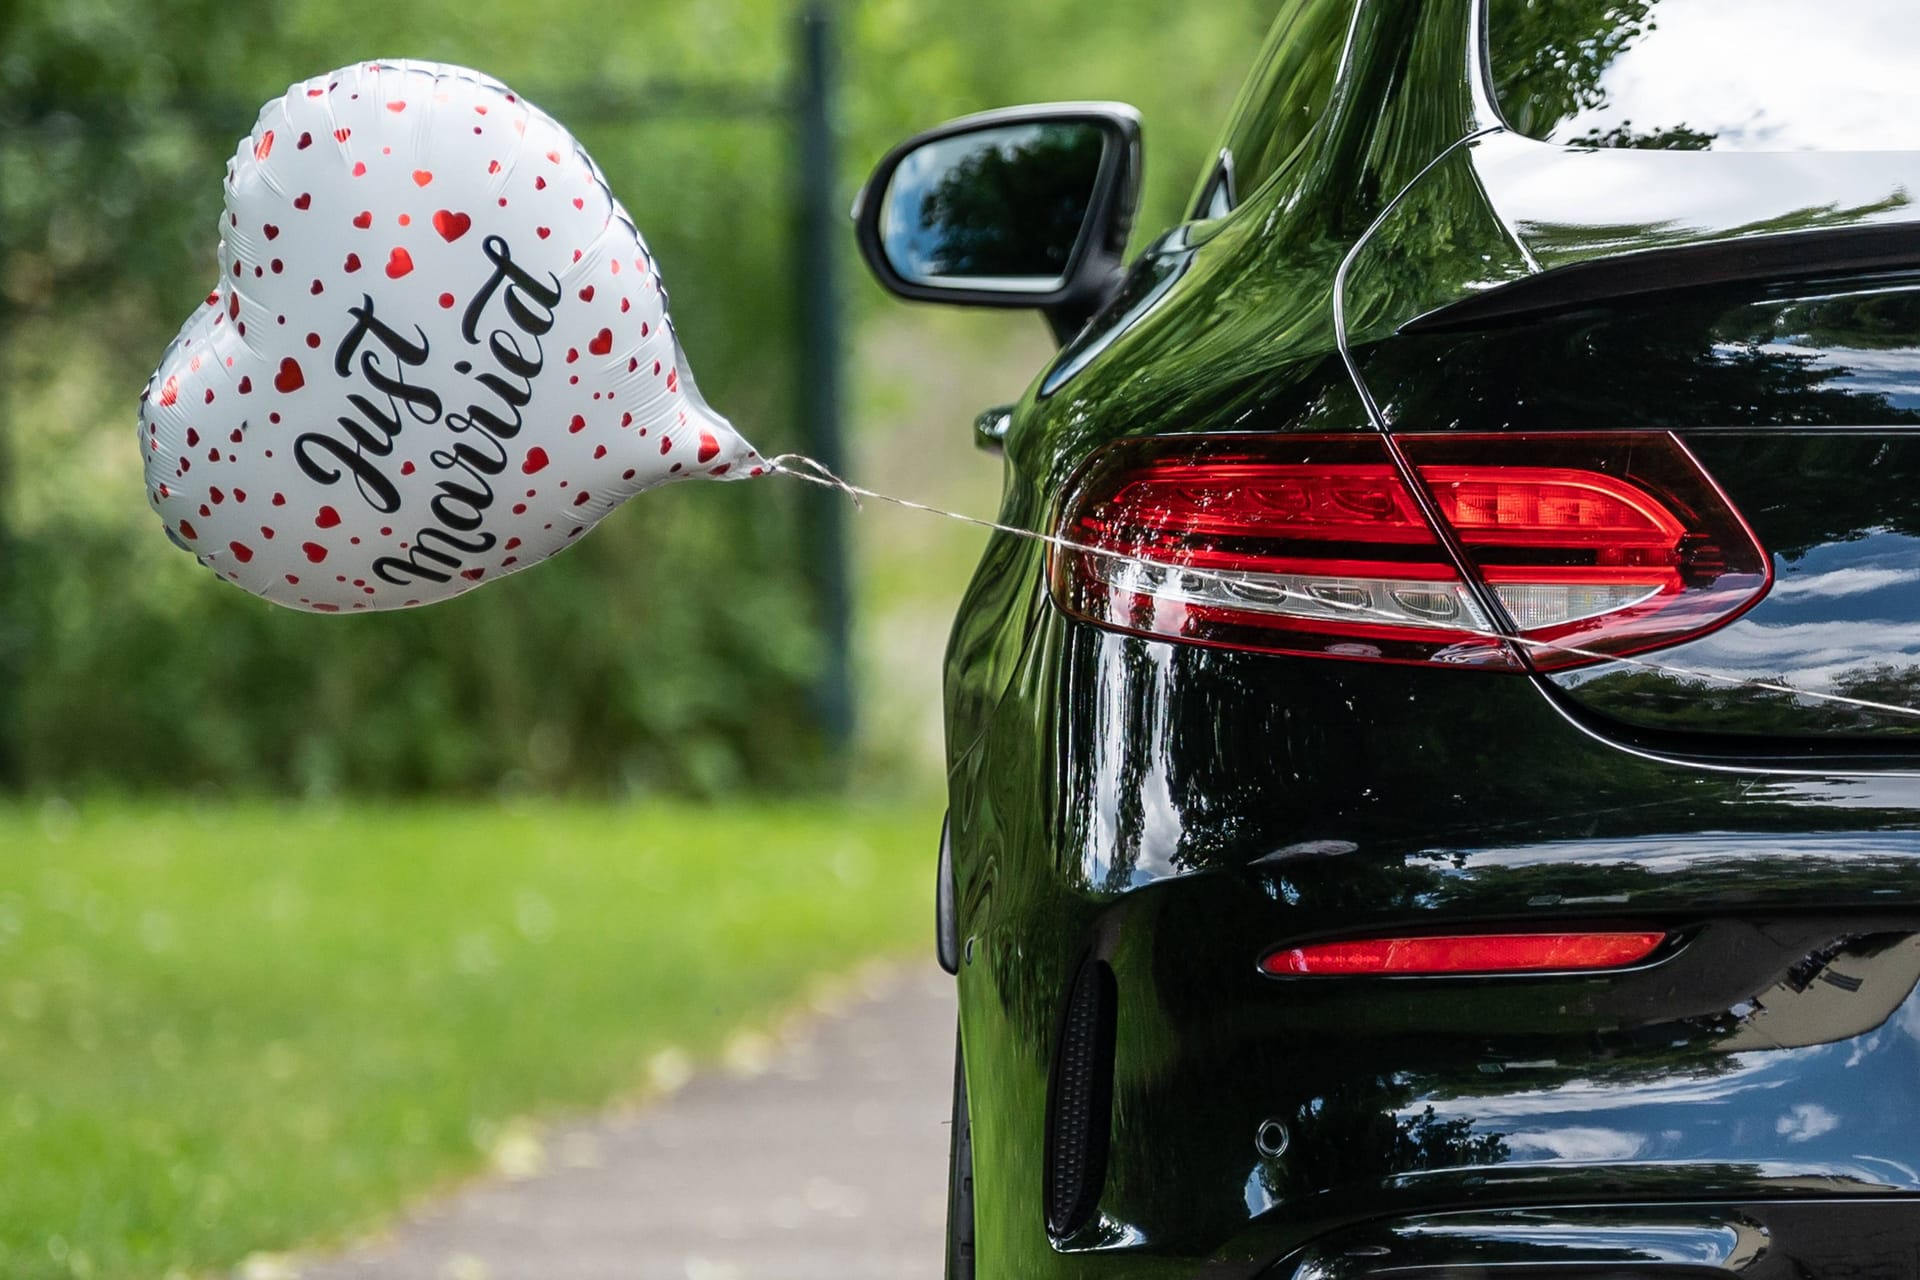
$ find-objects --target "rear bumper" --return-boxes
[1056,626,1920,1259]
[948,615,1920,1275]
[1070,873,1920,1262]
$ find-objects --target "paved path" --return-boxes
[293,966,955,1280]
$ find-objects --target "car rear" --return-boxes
[997,1,1920,1274]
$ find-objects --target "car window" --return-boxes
[1192,0,1360,217]
[1487,0,1920,151]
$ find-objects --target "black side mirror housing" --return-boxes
[852,103,1143,344]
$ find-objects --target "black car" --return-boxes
[853,1,1920,1275]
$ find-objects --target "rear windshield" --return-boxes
[1487,0,1920,151]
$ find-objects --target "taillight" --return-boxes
[1262,931,1671,977]
[1050,432,1770,670]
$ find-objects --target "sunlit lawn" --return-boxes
[0,798,938,1280]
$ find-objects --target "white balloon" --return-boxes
[138,59,766,612]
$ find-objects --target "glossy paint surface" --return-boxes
[927,0,1920,1276]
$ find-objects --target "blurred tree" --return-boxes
[0,0,1283,796]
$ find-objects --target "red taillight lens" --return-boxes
[1052,436,1515,668]
[1050,432,1770,670]
[1262,931,1670,977]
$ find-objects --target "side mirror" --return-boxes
[852,103,1142,342]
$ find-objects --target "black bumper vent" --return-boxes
[1044,956,1117,1238]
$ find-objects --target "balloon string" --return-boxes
[765,453,1920,722]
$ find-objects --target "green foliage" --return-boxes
[1,0,1283,796]
[0,796,937,1280]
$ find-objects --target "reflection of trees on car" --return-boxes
[1486,0,1656,140]
[914,128,1104,278]
[1574,121,1716,151]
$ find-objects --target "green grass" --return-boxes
[0,798,938,1280]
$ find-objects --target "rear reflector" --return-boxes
[1259,932,1666,982]
[1050,432,1770,670]
[1262,931,1670,977]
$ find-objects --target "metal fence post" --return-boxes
[794,1,855,760]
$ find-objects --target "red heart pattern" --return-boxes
[139,59,761,613]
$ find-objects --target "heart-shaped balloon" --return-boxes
[139,59,766,612]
